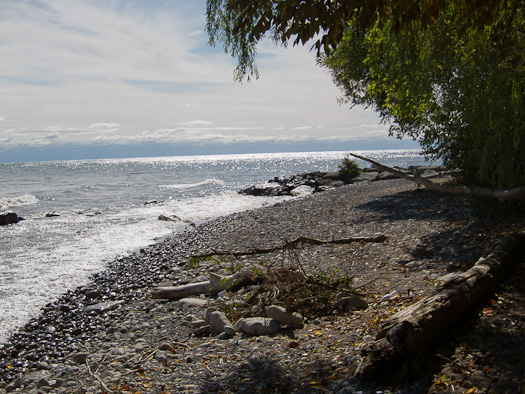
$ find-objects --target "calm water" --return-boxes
[0,149,430,343]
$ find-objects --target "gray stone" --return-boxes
[189,319,207,329]
[266,305,304,328]
[178,298,208,308]
[158,214,181,222]
[353,172,379,182]
[71,352,88,364]
[193,325,212,336]
[83,300,124,314]
[207,311,234,333]
[234,317,280,336]
[290,185,315,196]
[223,324,236,335]
[421,169,440,178]
[378,171,400,180]
[217,332,231,340]
[157,342,173,351]
[36,378,50,388]
[336,294,368,312]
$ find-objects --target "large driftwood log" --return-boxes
[350,153,525,200]
[355,233,525,380]
[191,234,387,259]
[151,272,264,299]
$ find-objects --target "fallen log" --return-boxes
[350,153,525,200]
[191,234,387,259]
[151,272,264,299]
[355,233,525,380]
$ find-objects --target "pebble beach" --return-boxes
[1,177,524,394]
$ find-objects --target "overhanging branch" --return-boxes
[350,153,525,200]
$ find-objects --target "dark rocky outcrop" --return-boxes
[0,212,25,226]
[239,165,447,197]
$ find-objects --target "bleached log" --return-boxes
[350,153,525,200]
[151,273,237,299]
[355,233,525,380]
[151,272,264,299]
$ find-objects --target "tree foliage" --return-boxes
[324,4,525,189]
[206,0,525,190]
[206,0,516,81]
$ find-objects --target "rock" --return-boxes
[189,319,207,329]
[193,325,212,336]
[336,293,369,312]
[234,317,280,336]
[217,332,231,340]
[290,185,315,196]
[178,298,208,308]
[266,305,304,328]
[157,343,173,351]
[420,169,440,178]
[378,171,400,180]
[36,377,50,388]
[83,300,124,314]
[207,311,234,333]
[45,212,60,217]
[353,172,379,182]
[223,324,236,335]
[158,214,181,222]
[71,353,88,364]
[0,212,24,226]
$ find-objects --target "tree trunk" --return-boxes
[350,153,525,200]
[355,233,525,380]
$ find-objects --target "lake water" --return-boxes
[0,149,430,343]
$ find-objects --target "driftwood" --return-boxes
[355,233,525,380]
[350,153,525,200]
[191,234,387,260]
[151,272,264,299]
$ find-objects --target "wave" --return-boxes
[0,194,39,209]
[159,178,225,190]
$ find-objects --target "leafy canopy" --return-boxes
[206,0,515,81]
[324,4,525,189]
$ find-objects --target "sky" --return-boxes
[0,0,418,163]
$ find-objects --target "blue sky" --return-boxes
[0,0,417,162]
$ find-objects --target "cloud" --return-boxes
[176,120,213,127]
[0,0,391,160]
[89,122,120,129]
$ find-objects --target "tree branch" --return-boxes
[350,153,525,200]
[191,234,387,260]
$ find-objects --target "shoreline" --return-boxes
[0,178,523,393]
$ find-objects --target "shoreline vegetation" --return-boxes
[1,166,524,394]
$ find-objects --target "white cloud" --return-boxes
[89,123,120,129]
[176,120,213,127]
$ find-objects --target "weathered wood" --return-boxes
[350,153,525,200]
[151,272,264,299]
[355,233,525,380]
[191,234,387,259]
[151,273,237,299]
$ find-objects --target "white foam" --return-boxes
[159,178,225,190]
[163,190,289,223]
[0,193,39,209]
